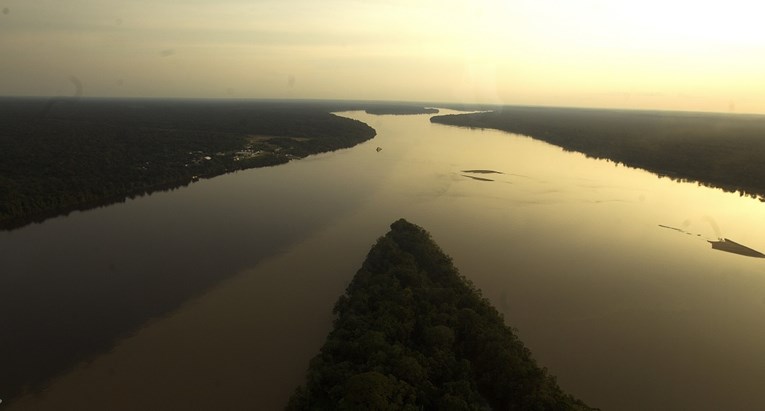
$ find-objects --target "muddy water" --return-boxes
[4,110,765,410]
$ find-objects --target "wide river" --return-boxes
[3,110,765,410]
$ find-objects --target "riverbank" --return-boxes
[431,107,765,200]
[0,98,376,230]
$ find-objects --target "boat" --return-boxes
[708,238,765,258]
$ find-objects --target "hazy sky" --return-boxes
[2,0,764,113]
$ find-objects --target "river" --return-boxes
[3,110,765,410]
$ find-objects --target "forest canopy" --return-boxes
[288,219,594,410]
[0,98,376,229]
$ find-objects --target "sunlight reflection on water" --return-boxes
[4,110,765,411]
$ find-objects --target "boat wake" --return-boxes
[659,224,764,258]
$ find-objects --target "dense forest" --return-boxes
[431,107,765,200]
[288,219,594,410]
[0,98,376,229]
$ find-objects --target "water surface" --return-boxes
[4,110,765,410]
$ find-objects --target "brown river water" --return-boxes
[3,110,765,410]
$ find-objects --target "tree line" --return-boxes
[0,98,376,229]
[288,219,594,410]
[431,107,765,201]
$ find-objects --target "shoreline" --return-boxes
[431,108,765,202]
[0,100,377,231]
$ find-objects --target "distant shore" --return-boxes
[0,99,377,230]
[364,106,439,115]
[432,107,765,201]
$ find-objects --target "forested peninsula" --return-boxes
[0,98,376,229]
[288,219,594,410]
[431,108,765,200]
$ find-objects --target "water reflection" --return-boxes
[5,110,765,411]
[461,174,494,182]
[0,141,385,404]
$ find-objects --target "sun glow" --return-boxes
[1,0,764,112]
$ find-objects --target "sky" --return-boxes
[1,0,764,113]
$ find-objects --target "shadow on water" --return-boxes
[0,159,381,405]
[0,181,195,231]
[461,169,507,182]
[461,174,494,182]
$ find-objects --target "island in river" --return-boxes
[0,98,379,230]
[289,219,594,410]
[431,107,765,201]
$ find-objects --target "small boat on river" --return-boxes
[708,238,765,258]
